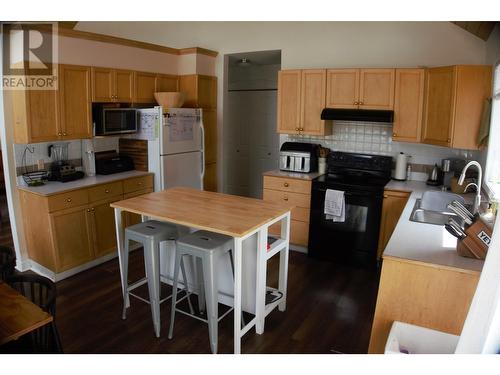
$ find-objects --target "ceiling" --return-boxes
[451,21,498,41]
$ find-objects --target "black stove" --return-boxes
[308,151,393,267]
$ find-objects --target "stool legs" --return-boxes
[168,249,182,339]
[144,239,161,338]
[179,254,195,315]
[202,253,218,354]
[121,236,130,320]
[196,257,206,314]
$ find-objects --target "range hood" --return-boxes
[321,108,394,123]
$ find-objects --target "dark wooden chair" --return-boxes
[0,245,15,281]
[6,274,63,353]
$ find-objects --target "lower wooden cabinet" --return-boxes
[377,189,410,259]
[263,174,312,246]
[19,174,153,273]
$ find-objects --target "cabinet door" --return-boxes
[421,66,456,147]
[115,69,135,103]
[204,162,217,192]
[59,64,92,139]
[49,205,94,272]
[392,69,425,143]
[197,75,217,110]
[326,69,359,108]
[277,70,302,134]
[155,74,179,93]
[377,190,410,259]
[91,67,114,102]
[300,69,327,135]
[91,197,122,258]
[134,71,157,103]
[359,69,395,110]
[203,110,217,164]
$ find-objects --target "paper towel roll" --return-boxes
[394,152,408,181]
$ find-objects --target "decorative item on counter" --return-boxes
[394,152,409,181]
[21,145,48,186]
[318,146,330,174]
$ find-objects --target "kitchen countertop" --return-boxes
[383,179,484,273]
[263,169,324,181]
[17,170,153,197]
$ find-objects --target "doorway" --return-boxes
[223,50,281,198]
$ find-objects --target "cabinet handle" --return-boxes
[383,194,388,198]
[283,196,289,201]
[105,189,110,193]
[284,182,289,187]
[66,198,72,202]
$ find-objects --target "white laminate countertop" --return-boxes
[383,179,484,273]
[17,170,153,197]
[263,169,324,181]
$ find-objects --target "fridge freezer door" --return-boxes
[161,109,202,155]
[161,151,203,190]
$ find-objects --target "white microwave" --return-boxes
[93,107,137,136]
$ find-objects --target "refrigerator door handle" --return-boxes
[200,119,206,184]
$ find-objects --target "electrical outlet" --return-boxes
[37,159,44,170]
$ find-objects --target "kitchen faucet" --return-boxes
[458,160,482,215]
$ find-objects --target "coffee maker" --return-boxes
[48,143,84,182]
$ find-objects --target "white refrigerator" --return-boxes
[138,106,205,191]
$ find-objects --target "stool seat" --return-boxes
[177,230,232,253]
[125,220,178,242]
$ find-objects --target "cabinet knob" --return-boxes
[284,182,289,187]
[105,189,110,193]
[66,198,72,202]
[359,101,364,105]
[295,127,299,131]
[383,194,388,198]
[447,138,451,143]
[63,132,67,136]
[91,208,95,211]
[87,209,90,212]
[354,101,358,105]
[392,132,397,137]
[58,132,62,136]
[138,182,143,186]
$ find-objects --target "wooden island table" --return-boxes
[111,187,292,353]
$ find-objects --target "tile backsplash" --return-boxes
[282,120,483,180]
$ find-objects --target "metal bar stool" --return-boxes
[168,230,235,354]
[122,220,194,338]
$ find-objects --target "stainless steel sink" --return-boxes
[409,199,465,227]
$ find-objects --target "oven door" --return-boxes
[308,182,384,266]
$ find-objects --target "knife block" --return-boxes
[456,219,492,260]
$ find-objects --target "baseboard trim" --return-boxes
[290,244,307,254]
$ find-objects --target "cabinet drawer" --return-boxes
[263,188,310,209]
[123,175,153,193]
[47,189,88,212]
[270,219,309,247]
[263,176,311,194]
[88,181,123,202]
[123,188,153,200]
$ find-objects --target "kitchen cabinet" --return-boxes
[58,64,92,140]
[134,71,157,103]
[91,67,134,103]
[18,174,154,273]
[155,74,179,93]
[277,69,331,136]
[326,68,395,110]
[179,74,217,110]
[263,174,311,246]
[392,69,425,143]
[13,64,92,143]
[422,65,492,150]
[377,189,411,259]
[368,256,479,353]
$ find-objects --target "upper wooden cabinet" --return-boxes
[58,64,92,140]
[156,74,179,93]
[422,65,492,149]
[392,69,425,143]
[179,75,217,110]
[326,68,395,110]
[92,67,134,103]
[277,69,330,136]
[134,71,157,103]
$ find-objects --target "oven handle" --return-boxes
[314,188,380,198]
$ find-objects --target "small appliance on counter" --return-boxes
[95,151,135,175]
[48,143,84,183]
[279,142,319,173]
[426,163,443,186]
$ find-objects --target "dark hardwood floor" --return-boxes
[55,249,380,354]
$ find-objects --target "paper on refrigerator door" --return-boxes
[167,115,194,142]
[136,110,159,141]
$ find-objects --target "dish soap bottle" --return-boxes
[406,156,412,181]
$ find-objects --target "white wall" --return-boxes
[76,21,491,187]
